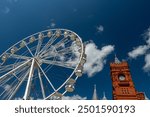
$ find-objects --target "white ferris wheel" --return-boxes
[0,29,86,100]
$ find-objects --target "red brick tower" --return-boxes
[110,55,145,100]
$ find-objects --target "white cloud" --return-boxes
[51,22,56,28]
[143,54,150,72]
[47,19,56,28]
[56,41,114,77]
[144,27,150,45]
[1,7,10,14]
[97,25,104,33]
[147,38,150,45]
[14,97,22,100]
[128,45,149,59]
[84,42,114,77]
[15,97,35,100]
[1,0,19,14]
[7,0,18,3]
[4,84,11,91]
[128,27,150,73]
[64,42,80,67]
[62,95,87,100]
[128,27,150,60]
[73,8,78,12]
[50,19,56,28]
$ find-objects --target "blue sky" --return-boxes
[0,0,150,100]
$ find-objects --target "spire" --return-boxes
[144,92,149,100]
[92,85,98,100]
[102,92,107,100]
[114,54,121,64]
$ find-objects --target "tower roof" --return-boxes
[101,92,107,100]
[114,54,121,64]
[92,85,98,100]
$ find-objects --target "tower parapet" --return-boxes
[110,56,145,100]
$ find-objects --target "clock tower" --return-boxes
[110,55,145,100]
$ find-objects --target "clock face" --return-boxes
[119,75,125,81]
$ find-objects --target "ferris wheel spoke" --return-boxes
[62,90,67,95]
[0,65,29,87]
[0,65,29,86]
[1,78,17,99]
[6,53,31,60]
[0,61,25,74]
[38,35,57,56]
[36,61,56,92]
[57,46,77,54]
[5,80,18,99]
[42,59,75,69]
[40,46,77,60]
[57,50,78,56]
[40,48,66,60]
[35,38,43,56]
[38,68,46,99]
[12,73,20,81]
[0,67,28,87]
[23,59,35,100]
[23,41,34,57]
[40,46,56,58]
[41,56,55,60]
[6,84,18,100]
[0,78,11,87]
[40,52,55,60]
[2,89,11,99]
[0,61,25,69]
[8,69,30,100]
[0,89,6,97]
[0,59,31,83]
[40,51,72,60]
[0,61,6,66]
[53,37,69,49]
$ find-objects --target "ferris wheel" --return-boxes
[0,29,86,100]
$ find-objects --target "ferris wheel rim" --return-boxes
[0,28,86,100]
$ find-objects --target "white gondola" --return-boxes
[78,44,85,53]
[67,78,76,84]
[29,36,35,43]
[64,31,69,38]
[65,78,76,92]
[47,30,52,37]
[75,65,83,77]
[55,30,61,37]
[75,38,81,46]
[38,33,44,39]
[70,33,76,41]
[65,84,75,92]
[20,41,25,48]
[75,69,83,77]
[50,92,62,100]
[1,55,7,62]
[80,54,87,65]
[11,47,17,54]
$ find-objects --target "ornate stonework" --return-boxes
[110,56,145,100]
